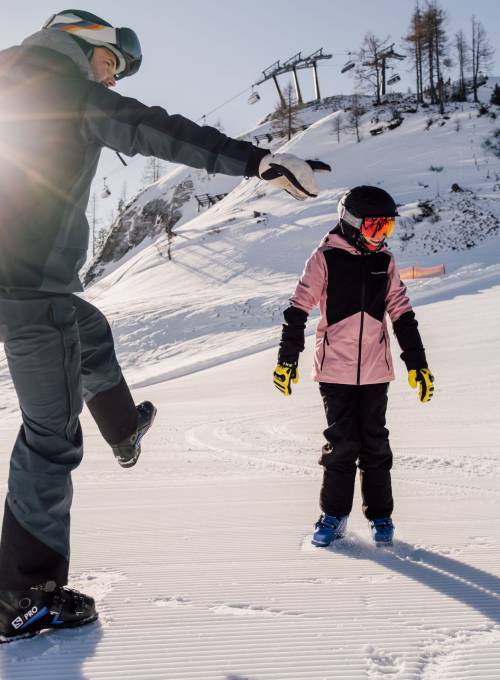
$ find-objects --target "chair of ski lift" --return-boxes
[341,60,355,74]
[248,90,260,105]
[387,74,401,86]
[101,178,111,199]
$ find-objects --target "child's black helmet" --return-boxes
[337,186,398,253]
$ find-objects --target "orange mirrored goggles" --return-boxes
[360,216,396,240]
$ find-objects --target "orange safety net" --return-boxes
[400,264,445,280]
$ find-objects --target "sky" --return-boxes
[2,0,499,232]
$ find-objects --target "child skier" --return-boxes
[273,186,434,547]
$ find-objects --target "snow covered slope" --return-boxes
[1,270,499,679]
[0,96,499,678]
[84,98,500,390]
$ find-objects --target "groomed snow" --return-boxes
[1,95,499,677]
[1,273,499,678]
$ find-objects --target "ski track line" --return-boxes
[184,419,500,498]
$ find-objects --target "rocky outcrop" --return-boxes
[84,176,194,285]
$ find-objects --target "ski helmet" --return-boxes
[337,186,398,253]
[42,9,142,79]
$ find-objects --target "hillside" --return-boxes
[82,94,500,391]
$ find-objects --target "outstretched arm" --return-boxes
[82,84,331,197]
[82,83,267,176]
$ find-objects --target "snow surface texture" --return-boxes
[0,91,500,677]
[1,291,499,679]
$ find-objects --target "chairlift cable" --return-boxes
[196,85,254,123]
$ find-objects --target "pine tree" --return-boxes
[404,3,425,103]
[420,1,449,111]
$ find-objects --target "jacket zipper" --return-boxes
[320,331,330,371]
[356,258,366,385]
[380,329,390,370]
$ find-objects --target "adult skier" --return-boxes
[273,186,434,548]
[0,9,329,642]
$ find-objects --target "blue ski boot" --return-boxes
[311,514,348,547]
[369,517,394,546]
[0,581,97,643]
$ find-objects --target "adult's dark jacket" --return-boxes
[0,29,267,292]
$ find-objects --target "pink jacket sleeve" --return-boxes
[385,255,413,322]
[289,248,327,314]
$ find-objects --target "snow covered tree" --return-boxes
[141,157,165,188]
[470,16,494,103]
[330,113,343,144]
[94,226,108,254]
[117,181,128,213]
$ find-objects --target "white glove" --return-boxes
[258,153,331,201]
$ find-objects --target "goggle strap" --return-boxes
[339,205,363,229]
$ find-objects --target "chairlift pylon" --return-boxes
[341,59,356,74]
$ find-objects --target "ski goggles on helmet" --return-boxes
[360,216,395,241]
[43,12,142,79]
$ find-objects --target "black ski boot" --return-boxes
[0,581,97,643]
[111,400,157,468]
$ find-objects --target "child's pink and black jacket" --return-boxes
[278,230,428,385]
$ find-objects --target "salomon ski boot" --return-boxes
[112,400,157,468]
[369,517,394,546]
[0,581,97,643]
[311,514,348,547]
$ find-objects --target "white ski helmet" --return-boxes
[43,9,142,79]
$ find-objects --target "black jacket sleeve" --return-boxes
[278,306,308,364]
[393,311,428,370]
[82,83,268,176]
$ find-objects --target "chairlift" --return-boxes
[341,59,356,74]
[387,74,401,86]
[101,178,111,199]
[248,89,260,105]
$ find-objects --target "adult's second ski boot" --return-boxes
[369,517,394,546]
[112,400,157,468]
[311,514,348,547]
[0,581,97,643]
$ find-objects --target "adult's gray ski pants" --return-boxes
[0,291,137,590]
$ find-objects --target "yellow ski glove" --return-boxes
[408,368,434,403]
[273,362,299,396]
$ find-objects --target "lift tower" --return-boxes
[254,48,332,107]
